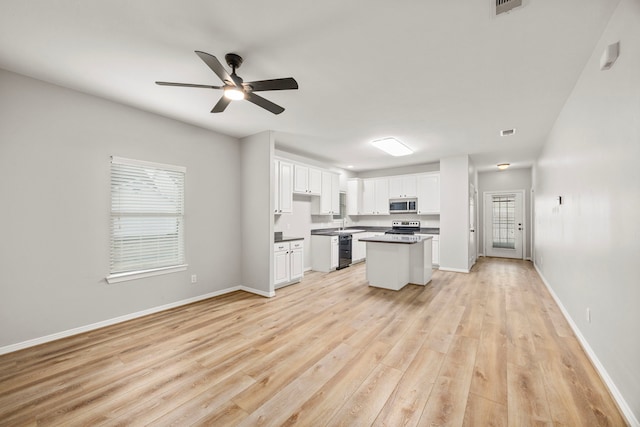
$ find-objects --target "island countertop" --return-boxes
[359,235,433,244]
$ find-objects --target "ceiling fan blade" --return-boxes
[246,92,285,115]
[229,73,244,89]
[195,51,233,85]
[211,96,231,113]
[246,77,298,92]
[155,81,222,89]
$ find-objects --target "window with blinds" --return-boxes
[492,194,516,249]
[107,156,186,283]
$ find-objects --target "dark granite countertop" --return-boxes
[418,228,440,235]
[310,226,388,236]
[311,226,439,236]
[360,235,432,244]
[274,236,304,243]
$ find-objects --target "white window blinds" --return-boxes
[108,157,186,281]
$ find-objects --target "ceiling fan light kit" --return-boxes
[224,88,245,100]
[156,51,298,115]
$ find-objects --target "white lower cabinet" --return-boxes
[311,235,339,272]
[289,240,304,282]
[353,232,386,263]
[416,234,440,266]
[352,233,367,263]
[274,240,304,289]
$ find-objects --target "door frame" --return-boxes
[482,189,526,260]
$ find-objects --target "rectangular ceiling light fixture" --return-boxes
[371,137,413,157]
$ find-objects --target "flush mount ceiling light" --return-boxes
[500,128,516,136]
[371,137,413,157]
[497,163,510,170]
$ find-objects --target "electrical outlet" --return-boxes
[191,274,197,284]
[587,307,591,323]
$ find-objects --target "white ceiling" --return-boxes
[0,0,620,172]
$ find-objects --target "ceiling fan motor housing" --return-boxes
[225,53,243,70]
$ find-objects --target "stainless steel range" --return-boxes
[385,220,421,235]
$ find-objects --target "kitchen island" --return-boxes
[359,235,433,290]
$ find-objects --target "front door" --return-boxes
[483,191,524,259]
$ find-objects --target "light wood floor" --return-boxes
[0,258,626,426]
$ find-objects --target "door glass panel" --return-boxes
[492,195,515,249]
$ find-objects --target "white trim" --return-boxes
[534,263,639,427]
[0,285,272,356]
[106,264,188,284]
[482,189,526,260]
[239,286,276,298]
[438,266,470,273]
[111,155,186,173]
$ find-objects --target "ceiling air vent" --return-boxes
[496,0,522,15]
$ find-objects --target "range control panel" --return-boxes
[391,220,421,228]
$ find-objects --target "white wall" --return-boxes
[439,155,470,272]
[478,168,532,259]
[0,69,243,349]
[241,131,274,296]
[534,0,640,422]
[356,162,440,179]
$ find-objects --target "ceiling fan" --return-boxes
[156,51,298,115]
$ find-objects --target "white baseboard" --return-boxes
[239,286,275,298]
[438,266,470,273]
[0,285,270,356]
[534,263,639,427]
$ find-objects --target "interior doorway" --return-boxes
[483,190,525,259]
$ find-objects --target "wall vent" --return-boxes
[496,0,522,15]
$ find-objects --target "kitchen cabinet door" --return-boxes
[374,178,389,215]
[362,179,376,214]
[273,242,290,286]
[293,165,309,194]
[275,160,293,214]
[308,168,322,195]
[290,241,304,281]
[347,178,363,216]
[312,171,340,215]
[293,165,322,195]
[330,236,339,269]
[273,160,280,214]
[352,232,369,262]
[362,178,389,215]
[389,175,417,199]
[417,173,440,214]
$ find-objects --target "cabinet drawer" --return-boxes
[274,242,290,252]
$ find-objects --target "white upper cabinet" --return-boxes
[362,178,389,215]
[274,160,293,214]
[347,178,363,216]
[389,175,417,199]
[293,165,321,195]
[312,171,340,215]
[417,172,440,214]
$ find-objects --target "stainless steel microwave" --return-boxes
[389,198,417,214]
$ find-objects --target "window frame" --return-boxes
[106,156,187,284]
